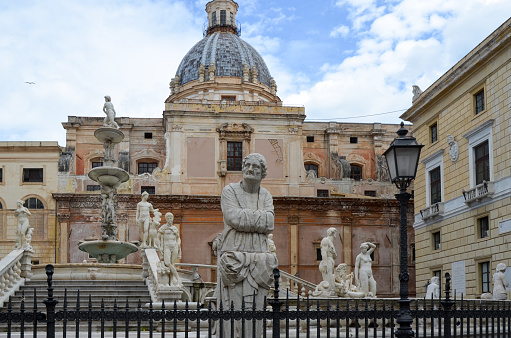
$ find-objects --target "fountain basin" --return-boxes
[88,167,129,186]
[94,127,124,143]
[79,240,138,263]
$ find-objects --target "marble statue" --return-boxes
[268,233,277,256]
[426,276,440,299]
[102,96,119,129]
[334,263,355,297]
[147,209,161,248]
[157,212,182,286]
[493,263,510,300]
[136,191,155,247]
[14,200,33,250]
[355,242,377,297]
[318,227,338,297]
[216,153,277,337]
[412,85,423,102]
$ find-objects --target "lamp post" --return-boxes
[383,122,423,338]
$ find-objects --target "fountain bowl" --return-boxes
[88,167,129,186]
[94,127,124,143]
[79,240,138,262]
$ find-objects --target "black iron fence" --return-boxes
[1,265,511,337]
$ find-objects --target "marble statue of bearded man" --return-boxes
[216,153,278,337]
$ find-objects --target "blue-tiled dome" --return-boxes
[175,32,272,87]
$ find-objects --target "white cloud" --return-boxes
[0,0,202,144]
[330,25,350,38]
[284,0,511,124]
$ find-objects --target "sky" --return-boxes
[1,0,510,145]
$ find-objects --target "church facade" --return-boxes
[0,0,414,297]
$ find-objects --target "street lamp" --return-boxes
[383,122,423,338]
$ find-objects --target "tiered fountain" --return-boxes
[78,97,138,263]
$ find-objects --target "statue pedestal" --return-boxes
[157,285,183,303]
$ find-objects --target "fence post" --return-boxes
[441,272,454,338]
[43,264,58,338]
[268,268,283,337]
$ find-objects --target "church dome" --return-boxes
[176,32,273,87]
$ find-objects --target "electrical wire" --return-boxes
[306,108,408,121]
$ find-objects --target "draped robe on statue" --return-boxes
[216,182,278,337]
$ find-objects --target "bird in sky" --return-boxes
[25,81,35,84]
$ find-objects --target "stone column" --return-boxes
[57,213,70,264]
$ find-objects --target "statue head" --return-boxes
[17,199,24,207]
[497,263,507,272]
[360,242,369,252]
[141,191,149,200]
[326,227,337,237]
[104,95,111,102]
[335,263,348,275]
[268,234,273,240]
[430,276,440,285]
[242,153,267,180]
[165,212,174,224]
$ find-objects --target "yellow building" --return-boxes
[0,141,61,263]
[401,18,511,298]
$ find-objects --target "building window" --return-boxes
[465,120,493,188]
[220,10,226,25]
[91,159,103,168]
[144,132,153,139]
[138,162,157,175]
[227,141,243,171]
[221,95,236,102]
[430,123,438,143]
[432,231,441,250]
[23,168,43,183]
[86,185,101,192]
[410,243,416,264]
[480,261,491,293]
[430,167,441,204]
[212,11,217,26]
[0,167,2,182]
[478,216,490,239]
[317,189,329,197]
[474,140,490,185]
[230,12,234,25]
[306,136,314,143]
[364,190,376,197]
[475,89,485,114]
[141,186,156,195]
[24,198,44,209]
[350,137,358,144]
[24,197,45,239]
[305,163,318,176]
[351,165,362,181]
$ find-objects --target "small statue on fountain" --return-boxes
[493,263,510,300]
[102,95,119,129]
[147,209,161,248]
[355,242,377,297]
[136,191,155,247]
[14,200,34,250]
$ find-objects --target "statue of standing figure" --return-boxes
[103,96,119,129]
[493,263,510,300]
[14,200,33,250]
[216,153,277,338]
[136,191,155,247]
[147,209,161,248]
[268,233,277,256]
[157,212,182,286]
[355,242,377,297]
[319,228,338,296]
[426,276,440,299]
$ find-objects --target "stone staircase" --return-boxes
[5,279,155,332]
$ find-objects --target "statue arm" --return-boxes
[354,255,360,281]
[365,242,376,254]
[23,207,32,216]
[136,204,140,222]
[221,186,274,233]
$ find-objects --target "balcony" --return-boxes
[420,202,444,220]
[463,181,494,204]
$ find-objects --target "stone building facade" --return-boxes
[0,141,60,263]
[401,18,511,298]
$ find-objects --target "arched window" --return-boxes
[351,165,362,181]
[304,163,319,176]
[24,197,46,239]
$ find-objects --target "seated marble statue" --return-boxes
[215,153,278,337]
[14,200,33,250]
[493,263,510,300]
[425,276,440,299]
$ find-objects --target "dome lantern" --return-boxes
[205,0,240,36]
